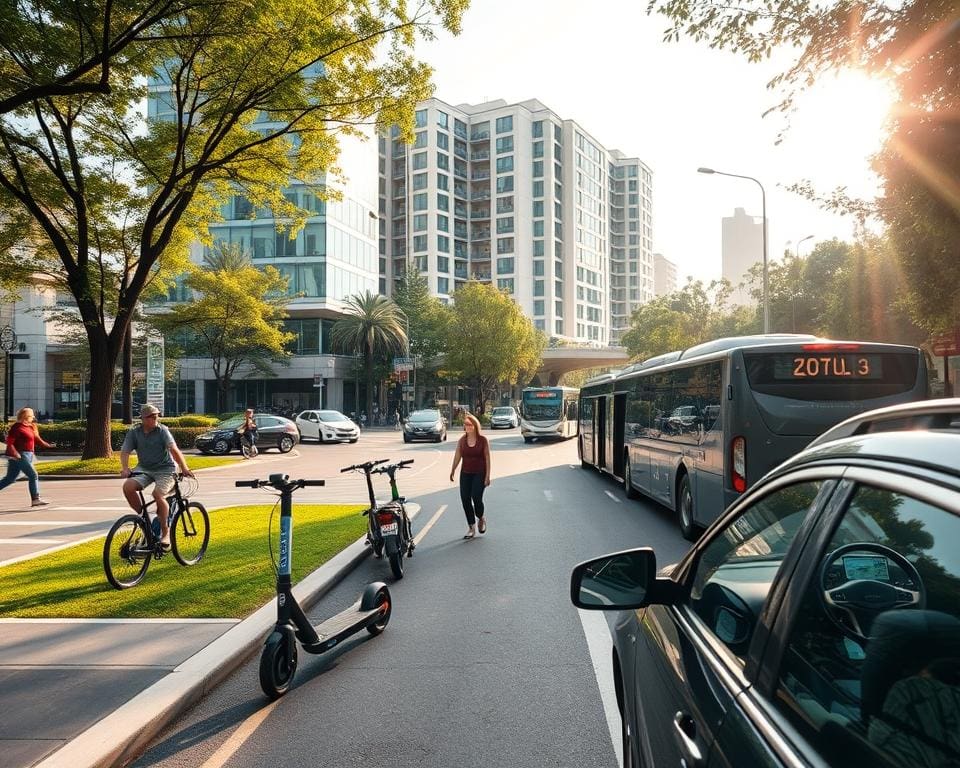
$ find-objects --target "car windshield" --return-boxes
[492,408,514,415]
[409,411,440,423]
[317,410,348,423]
[217,417,244,429]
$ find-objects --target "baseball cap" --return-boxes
[140,404,160,417]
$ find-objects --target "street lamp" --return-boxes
[795,234,814,259]
[698,167,770,333]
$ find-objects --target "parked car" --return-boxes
[195,414,300,455]
[489,406,520,429]
[295,409,360,443]
[403,409,447,443]
[571,400,960,768]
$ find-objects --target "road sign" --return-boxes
[402,384,413,392]
[393,356,413,372]
[62,371,81,385]
[932,331,960,357]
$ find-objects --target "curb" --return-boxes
[28,452,297,482]
[33,502,420,768]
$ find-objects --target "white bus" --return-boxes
[520,386,579,442]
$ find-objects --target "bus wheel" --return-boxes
[678,474,698,541]
[623,453,639,499]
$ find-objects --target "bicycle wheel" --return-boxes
[171,501,210,566]
[241,440,254,459]
[103,514,152,589]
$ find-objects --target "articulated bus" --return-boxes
[520,386,580,443]
[578,335,928,539]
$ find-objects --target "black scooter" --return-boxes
[235,473,391,700]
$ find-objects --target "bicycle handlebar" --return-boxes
[234,478,326,489]
[339,459,389,473]
[371,458,415,475]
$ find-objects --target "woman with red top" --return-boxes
[449,414,491,539]
[1,407,56,506]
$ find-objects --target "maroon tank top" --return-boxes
[460,434,487,474]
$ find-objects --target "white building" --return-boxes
[722,207,764,306]
[378,98,653,346]
[653,253,678,297]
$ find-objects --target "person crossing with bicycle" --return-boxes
[238,408,259,458]
[120,404,194,551]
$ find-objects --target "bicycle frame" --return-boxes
[131,477,187,553]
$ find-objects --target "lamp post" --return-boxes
[795,234,814,260]
[698,167,770,333]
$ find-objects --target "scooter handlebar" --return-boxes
[340,459,389,473]
[235,479,260,487]
[299,479,326,487]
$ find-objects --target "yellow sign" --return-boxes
[62,371,81,385]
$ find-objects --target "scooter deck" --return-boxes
[298,600,382,654]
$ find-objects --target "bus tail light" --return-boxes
[731,437,747,493]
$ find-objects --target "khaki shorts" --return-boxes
[130,470,176,496]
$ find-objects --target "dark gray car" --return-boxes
[402,409,447,443]
[572,408,960,768]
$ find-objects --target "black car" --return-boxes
[195,414,300,455]
[572,401,960,768]
[402,409,447,443]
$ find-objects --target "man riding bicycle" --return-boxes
[238,408,258,458]
[120,404,194,550]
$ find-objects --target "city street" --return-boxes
[121,430,689,768]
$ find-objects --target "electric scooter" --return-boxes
[235,473,391,700]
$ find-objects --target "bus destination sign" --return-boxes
[774,354,883,380]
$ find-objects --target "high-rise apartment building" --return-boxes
[722,207,764,306]
[654,253,678,297]
[378,98,653,345]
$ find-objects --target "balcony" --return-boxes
[471,208,490,219]
[471,227,491,240]
[470,130,490,142]
[453,166,468,180]
[454,226,468,239]
[471,191,490,201]
[470,150,490,161]
[454,206,468,218]
[470,248,491,260]
[454,266,468,279]
[392,185,406,199]
[471,170,490,181]
[471,271,492,280]
[454,185,468,199]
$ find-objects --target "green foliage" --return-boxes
[149,260,295,412]
[33,422,211,452]
[647,0,960,332]
[0,504,365,618]
[444,281,546,414]
[36,454,237,475]
[392,261,452,364]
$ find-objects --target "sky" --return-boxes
[416,0,896,285]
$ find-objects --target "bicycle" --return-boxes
[240,430,259,459]
[103,473,210,589]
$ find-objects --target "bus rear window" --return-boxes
[743,352,919,401]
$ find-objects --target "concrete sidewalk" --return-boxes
[1,503,419,768]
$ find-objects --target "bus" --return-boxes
[578,335,928,539]
[520,386,580,442]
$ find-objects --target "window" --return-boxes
[415,109,427,128]
[534,280,544,296]
[533,180,544,197]
[533,240,544,257]
[497,257,514,274]
[437,214,449,232]
[413,214,427,232]
[496,136,514,154]
[437,255,449,272]
[437,174,449,191]
[496,156,514,173]
[437,152,449,170]
[690,481,827,659]
[437,132,449,150]
[413,131,427,149]
[534,221,544,237]
[533,260,544,276]
[496,237,514,254]
[774,484,960,768]
[413,192,428,211]
[437,235,450,253]
[533,141,544,158]
[413,173,427,191]
[496,216,514,234]
[533,200,544,217]
[413,234,428,251]
[497,278,514,292]
[532,120,543,138]
[412,152,427,170]
[437,110,448,129]
[533,160,543,178]
[438,276,449,293]
[437,193,449,211]
[534,300,544,315]
[496,115,513,133]
[496,176,514,193]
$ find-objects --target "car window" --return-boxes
[410,411,439,422]
[317,411,346,422]
[689,481,827,660]
[256,416,280,428]
[774,485,960,768]
[218,417,243,429]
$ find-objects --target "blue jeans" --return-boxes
[0,451,40,499]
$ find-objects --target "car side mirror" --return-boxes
[570,548,677,610]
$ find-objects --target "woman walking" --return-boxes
[0,407,56,506]
[238,408,258,458]
[449,414,491,539]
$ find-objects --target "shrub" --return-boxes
[33,422,210,452]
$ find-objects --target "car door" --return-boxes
[729,469,960,768]
[629,473,840,767]
[299,411,319,440]
[255,416,281,447]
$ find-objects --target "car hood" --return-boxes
[319,420,356,429]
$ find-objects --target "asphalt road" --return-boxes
[113,430,692,768]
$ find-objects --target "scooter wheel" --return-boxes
[366,585,392,636]
[259,635,297,699]
[388,549,404,580]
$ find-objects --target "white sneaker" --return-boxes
[31,498,50,507]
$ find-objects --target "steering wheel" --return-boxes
[819,542,925,642]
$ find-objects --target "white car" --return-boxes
[489,406,520,429]
[295,409,360,443]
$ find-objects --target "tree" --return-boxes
[444,282,546,415]
[0,0,199,114]
[331,292,407,421]
[647,0,960,331]
[0,0,467,457]
[149,262,294,412]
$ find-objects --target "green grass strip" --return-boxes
[0,504,366,619]
[35,455,241,475]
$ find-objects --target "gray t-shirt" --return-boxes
[121,424,176,472]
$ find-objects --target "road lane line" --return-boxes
[0,537,65,545]
[604,490,621,503]
[0,520,92,526]
[543,490,553,501]
[413,504,447,547]
[199,699,282,768]
[577,609,624,767]
[42,506,129,511]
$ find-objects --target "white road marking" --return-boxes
[413,504,447,547]
[543,490,553,501]
[0,520,92,526]
[604,490,621,503]
[0,532,106,567]
[0,617,238,624]
[578,609,624,767]
[0,537,64,545]
[41,506,128,511]
[199,699,282,768]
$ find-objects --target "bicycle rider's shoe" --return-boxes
[159,534,172,551]
[31,497,50,506]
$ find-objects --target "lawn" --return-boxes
[35,455,240,475]
[0,503,367,619]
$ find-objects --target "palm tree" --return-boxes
[331,292,407,420]
[203,241,252,271]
